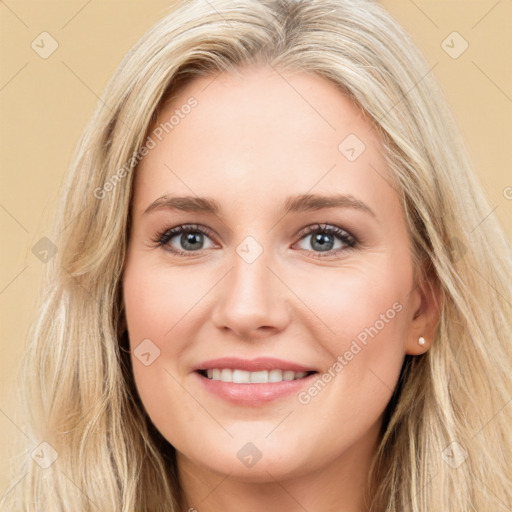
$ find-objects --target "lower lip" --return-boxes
[194,371,318,406]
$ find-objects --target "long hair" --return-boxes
[4,0,511,510]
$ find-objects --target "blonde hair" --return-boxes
[4,0,511,510]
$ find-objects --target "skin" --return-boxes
[122,65,440,512]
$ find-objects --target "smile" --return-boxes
[199,368,315,383]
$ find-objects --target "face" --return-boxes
[122,65,432,483]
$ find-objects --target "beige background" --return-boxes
[1,0,511,496]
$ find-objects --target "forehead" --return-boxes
[132,65,399,221]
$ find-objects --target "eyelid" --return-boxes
[152,222,359,257]
[150,223,218,254]
[292,223,358,256]
[295,223,354,242]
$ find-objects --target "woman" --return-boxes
[5,0,512,510]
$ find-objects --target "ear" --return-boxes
[405,260,442,355]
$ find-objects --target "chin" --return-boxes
[179,436,321,483]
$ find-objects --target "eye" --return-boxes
[151,222,358,258]
[294,223,358,257]
[151,224,217,256]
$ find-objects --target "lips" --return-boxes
[193,360,319,406]
[193,357,318,402]
[193,356,317,373]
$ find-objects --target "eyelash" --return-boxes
[150,223,359,258]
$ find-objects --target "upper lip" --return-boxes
[194,357,317,373]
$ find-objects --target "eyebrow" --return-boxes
[143,193,376,219]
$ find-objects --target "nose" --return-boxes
[210,246,291,340]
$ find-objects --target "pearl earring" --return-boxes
[418,336,426,346]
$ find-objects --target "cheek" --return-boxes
[122,257,217,436]
[298,256,411,348]
[294,256,411,408]
[122,260,183,406]
[122,259,204,342]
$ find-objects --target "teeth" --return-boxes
[220,369,232,382]
[203,369,309,383]
[233,369,250,383]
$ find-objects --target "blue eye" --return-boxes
[152,222,358,258]
[152,224,216,255]
[294,223,357,257]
